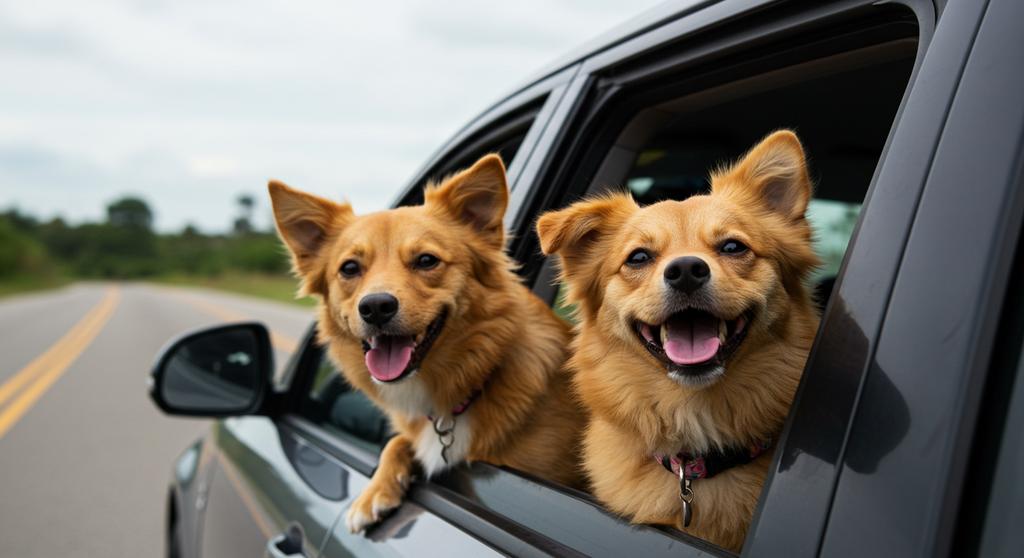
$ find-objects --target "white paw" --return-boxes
[346,506,374,534]
[371,492,401,520]
[346,490,402,533]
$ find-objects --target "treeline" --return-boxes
[0,195,289,280]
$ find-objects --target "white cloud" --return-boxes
[0,0,664,232]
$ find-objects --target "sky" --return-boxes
[0,0,664,233]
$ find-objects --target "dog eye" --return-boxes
[626,248,653,267]
[414,253,440,270]
[340,260,361,277]
[720,240,749,255]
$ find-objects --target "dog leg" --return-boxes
[346,434,415,533]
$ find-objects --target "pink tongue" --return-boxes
[663,315,721,365]
[365,336,415,381]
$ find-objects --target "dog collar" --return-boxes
[427,387,482,421]
[426,387,483,465]
[654,439,771,480]
[653,439,772,527]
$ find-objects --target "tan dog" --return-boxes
[269,155,582,534]
[536,131,820,551]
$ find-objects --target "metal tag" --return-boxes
[432,415,456,464]
[679,475,694,528]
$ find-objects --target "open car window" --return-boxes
[533,8,921,554]
[550,41,917,325]
[293,99,547,452]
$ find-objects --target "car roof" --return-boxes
[487,0,717,108]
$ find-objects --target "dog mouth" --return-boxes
[360,310,448,383]
[634,308,752,379]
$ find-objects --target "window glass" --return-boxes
[401,100,543,206]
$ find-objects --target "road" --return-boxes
[0,282,314,557]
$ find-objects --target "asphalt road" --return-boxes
[0,282,314,557]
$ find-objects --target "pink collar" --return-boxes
[428,387,482,421]
[654,439,771,480]
[654,439,772,528]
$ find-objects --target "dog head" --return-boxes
[270,154,510,385]
[537,130,818,388]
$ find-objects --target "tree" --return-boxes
[106,197,153,230]
[233,194,255,235]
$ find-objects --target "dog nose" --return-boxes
[664,256,710,294]
[358,293,399,326]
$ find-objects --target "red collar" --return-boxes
[654,439,771,480]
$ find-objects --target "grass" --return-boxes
[154,273,317,307]
[0,274,71,299]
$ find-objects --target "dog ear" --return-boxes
[536,193,637,316]
[713,130,812,221]
[268,180,354,293]
[425,154,509,247]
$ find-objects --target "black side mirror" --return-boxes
[149,322,274,417]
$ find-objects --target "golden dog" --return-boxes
[269,154,582,534]
[536,130,820,551]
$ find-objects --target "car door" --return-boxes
[196,332,353,558]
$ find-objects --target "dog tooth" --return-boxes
[659,324,668,346]
[719,320,728,343]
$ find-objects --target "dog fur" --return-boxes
[269,154,582,534]
[536,130,820,551]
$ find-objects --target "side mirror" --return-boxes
[149,322,274,417]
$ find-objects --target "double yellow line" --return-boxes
[0,286,120,440]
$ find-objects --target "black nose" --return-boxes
[664,256,710,294]
[358,293,399,326]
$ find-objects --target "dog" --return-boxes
[269,154,583,534]
[536,130,820,551]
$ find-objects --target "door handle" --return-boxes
[265,523,307,558]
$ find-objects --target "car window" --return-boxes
[400,97,545,206]
[550,41,917,324]
[294,106,544,451]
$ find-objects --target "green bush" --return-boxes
[0,218,53,278]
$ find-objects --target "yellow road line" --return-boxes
[0,286,120,439]
[166,290,300,353]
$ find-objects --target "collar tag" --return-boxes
[655,438,772,528]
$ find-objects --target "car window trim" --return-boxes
[389,66,579,209]
[283,412,722,557]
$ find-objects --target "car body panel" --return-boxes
[199,417,343,557]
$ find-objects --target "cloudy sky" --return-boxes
[0,0,663,233]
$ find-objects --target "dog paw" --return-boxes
[346,481,405,533]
